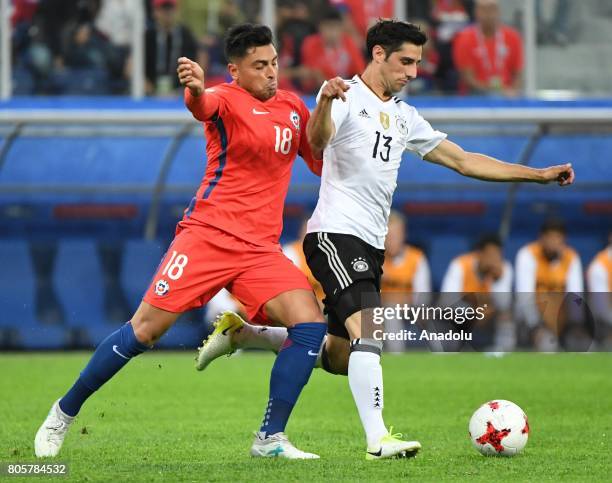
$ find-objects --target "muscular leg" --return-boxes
[254,289,326,437]
[58,302,180,417]
[345,310,362,340]
[131,301,181,346]
[264,289,324,326]
[322,334,350,375]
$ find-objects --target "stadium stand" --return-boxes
[53,239,112,345]
[0,240,66,349]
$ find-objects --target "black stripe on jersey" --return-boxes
[392,97,401,104]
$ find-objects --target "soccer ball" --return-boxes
[468,400,529,456]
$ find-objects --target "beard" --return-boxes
[250,85,276,101]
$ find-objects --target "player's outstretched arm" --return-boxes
[306,77,350,159]
[177,57,220,121]
[424,139,575,186]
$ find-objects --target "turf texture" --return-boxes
[1,352,610,482]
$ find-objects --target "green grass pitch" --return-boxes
[1,352,611,482]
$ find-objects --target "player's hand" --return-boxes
[177,57,205,97]
[540,163,575,186]
[320,77,350,102]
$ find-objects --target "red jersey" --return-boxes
[301,33,366,92]
[183,83,321,247]
[331,0,394,39]
[452,25,523,94]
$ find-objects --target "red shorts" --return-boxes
[143,220,312,324]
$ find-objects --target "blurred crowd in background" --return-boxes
[10,0,574,97]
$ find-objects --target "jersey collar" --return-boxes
[354,75,397,105]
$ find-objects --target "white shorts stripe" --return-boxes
[322,233,353,286]
[317,233,350,289]
[318,233,353,289]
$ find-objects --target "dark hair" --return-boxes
[366,19,427,61]
[224,23,273,61]
[320,8,343,23]
[540,218,566,235]
[475,233,502,251]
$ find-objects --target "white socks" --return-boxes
[232,323,288,352]
[348,350,388,449]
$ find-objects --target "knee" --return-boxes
[287,296,325,325]
[131,318,158,346]
[130,302,179,346]
[131,312,169,346]
[334,280,380,325]
[268,291,325,326]
[295,304,325,324]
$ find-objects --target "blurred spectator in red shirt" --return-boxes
[277,0,316,91]
[11,0,39,27]
[452,0,523,96]
[330,0,394,46]
[431,0,472,91]
[432,0,472,43]
[300,8,366,93]
[406,21,440,95]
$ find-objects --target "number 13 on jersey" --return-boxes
[372,131,392,162]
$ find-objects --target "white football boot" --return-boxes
[195,311,245,371]
[34,400,75,457]
[365,427,421,460]
[250,432,320,459]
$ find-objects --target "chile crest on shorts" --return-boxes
[155,279,170,296]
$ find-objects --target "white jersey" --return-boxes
[307,75,447,249]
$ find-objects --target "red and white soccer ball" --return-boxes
[469,400,530,456]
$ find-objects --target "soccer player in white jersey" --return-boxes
[196,20,575,460]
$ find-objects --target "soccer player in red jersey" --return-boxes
[34,24,326,460]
